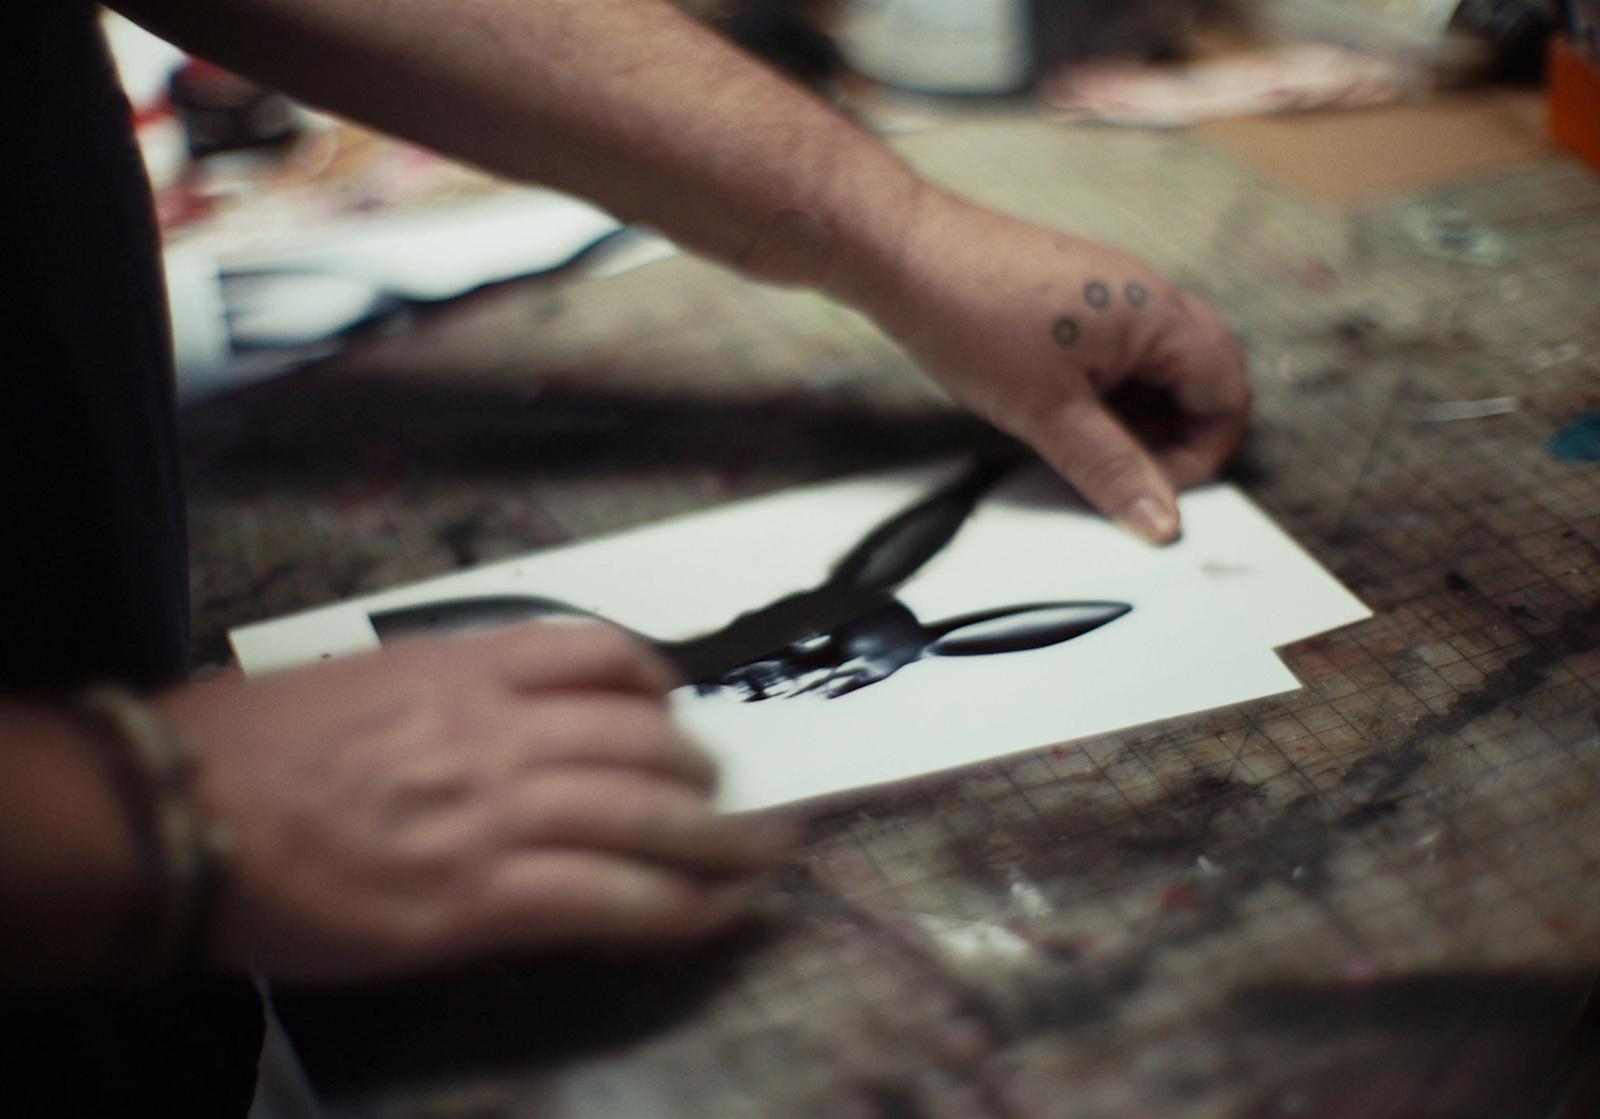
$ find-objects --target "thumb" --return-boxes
[1036,399,1180,544]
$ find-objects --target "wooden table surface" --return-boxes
[181,102,1600,1118]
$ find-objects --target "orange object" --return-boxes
[1549,36,1600,173]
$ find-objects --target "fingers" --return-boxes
[502,694,717,789]
[1058,291,1247,520]
[498,768,796,873]
[475,618,685,697]
[472,851,757,948]
[1141,293,1251,488]
[1033,397,1181,544]
[1155,410,1247,490]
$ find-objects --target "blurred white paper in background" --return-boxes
[165,191,652,403]
[101,11,673,404]
[216,189,624,303]
[232,463,1367,812]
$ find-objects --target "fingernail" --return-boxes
[1120,495,1179,544]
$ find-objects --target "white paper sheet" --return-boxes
[1170,484,1372,649]
[230,463,1352,811]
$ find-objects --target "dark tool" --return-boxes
[368,456,1131,699]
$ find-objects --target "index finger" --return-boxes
[1150,294,1251,415]
[1155,410,1248,489]
[1142,295,1251,486]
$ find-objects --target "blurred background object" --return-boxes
[102,10,671,404]
[1548,28,1600,173]
[99,0,1588,404]
[685,1,1568,110]
[1571,0,1600,58]
[168,60,297,159]
[702,0,844,87]
[831,0,1211,94]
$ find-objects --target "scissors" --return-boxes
[369,456,1131,700]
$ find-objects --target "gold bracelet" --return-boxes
[74,685,228,984]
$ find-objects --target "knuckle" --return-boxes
[609,783,699,840]
[549,695,677,759]
[1015,389,1093,454]
[1072,443,1150,502]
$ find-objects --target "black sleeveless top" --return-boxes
[0,0,187,689]
[1,4,262,1113]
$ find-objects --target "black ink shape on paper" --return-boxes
[369,595,578,641]
[1084,281,1110,309]
[1052,317,1080,347]
[1124,281,1149,307]
[701,599,1130,700]
[369,456,1132,701]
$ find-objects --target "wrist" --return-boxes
[818,179,971,340]
[0,704,145,984]
[72,686,229,984]
[736,147,939,318]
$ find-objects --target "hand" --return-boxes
[153,620,793,982]
[858,189,1250,543]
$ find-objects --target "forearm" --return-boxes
[112,0,1252,536]
[112,0,926,302]
[0,702,141,984]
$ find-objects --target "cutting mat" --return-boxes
[181,111,1600,1117]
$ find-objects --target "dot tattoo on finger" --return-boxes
[1052,316,1080,347]
[1125,282,1149,308]
[1084,281,1110,309]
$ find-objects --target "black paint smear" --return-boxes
[1117,773,1269,860]
[1051,316,1080,347]
[1084,281,1111,309]
[1342,597,1600,805]
[937,771,1272,904]
[905,598,1600,1045]
[1124,281,1148,308]
[1336,797,1402,830]
[180,380,1018,495]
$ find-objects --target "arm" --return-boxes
[0,704,144,981]
[113,0,1249,542]
[2,622,792,985]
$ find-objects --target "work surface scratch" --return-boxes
[182,116,1600,1117]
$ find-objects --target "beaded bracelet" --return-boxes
[74,685,228,984]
